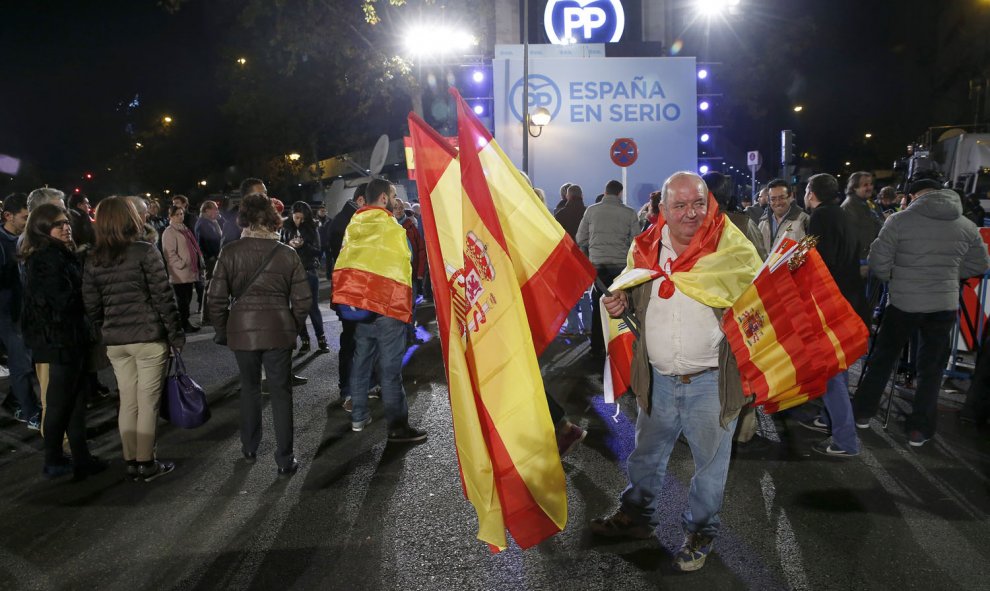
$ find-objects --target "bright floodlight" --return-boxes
[696,0,734,16]
[473,104,484,115]
[700,133,710,142]
[699,165,710,174]
[697,69,708,80]
[699,100,710,111]
[405,26,477,57]
[472,70,484,83]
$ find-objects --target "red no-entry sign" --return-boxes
[610,138,638,167]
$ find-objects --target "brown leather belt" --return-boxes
[670,367,717,384]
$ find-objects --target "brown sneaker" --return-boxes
[589,510,654,539]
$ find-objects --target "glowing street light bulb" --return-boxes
[473,104,484,115]
[162,116,173,125]
[793,105,804,112]
[198,180,208,187]
[864,133,873,139]
[287,153,301,161]
[697,69,708,80]
[699,164,710,174]
[699,100,710,111]
[236,57,247,66]
[845,161,851,166]
[700,133,710,142]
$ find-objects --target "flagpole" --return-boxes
[522,0,530,175]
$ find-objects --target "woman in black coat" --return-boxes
[281,201,326,352]
[20,203,107,480]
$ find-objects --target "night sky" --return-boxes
[0,0,974,193]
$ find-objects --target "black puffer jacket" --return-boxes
[207,232,311,351]
[82,241,185,348]
[21,242,91,362]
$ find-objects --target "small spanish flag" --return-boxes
[723,238,868,413]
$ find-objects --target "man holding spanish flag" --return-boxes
[590,172,761,572]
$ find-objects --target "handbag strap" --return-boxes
[230,243,280,307]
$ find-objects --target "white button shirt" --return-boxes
[644,226,723,375]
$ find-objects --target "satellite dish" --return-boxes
[936,128,966,143]
[369,134,389,177]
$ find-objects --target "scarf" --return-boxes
[176,225,203,276]
[623,193,762,308]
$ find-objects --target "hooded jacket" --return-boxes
[868,189,989,313]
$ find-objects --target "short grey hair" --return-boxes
[125,195,149,217]
[660,171,707,203]
[27,187,66,212]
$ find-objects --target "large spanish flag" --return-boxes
[408,89,591,551]
[331,206,414,323]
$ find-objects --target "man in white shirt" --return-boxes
[589,172,761,573]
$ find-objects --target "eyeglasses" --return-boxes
[52,219,71,229]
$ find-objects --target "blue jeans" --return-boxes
[817,371,859,454]
[620,368,736,537]
[0,314,38,417]
[299,271,325,340]
[349,316,409,430]
[565,291,592,333]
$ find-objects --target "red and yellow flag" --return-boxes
[408,89,593,551]
[723,239,868,412]
[331,206,414,323]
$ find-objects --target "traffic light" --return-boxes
[781,130,797,165]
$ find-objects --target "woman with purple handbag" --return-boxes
[82,197,185,482]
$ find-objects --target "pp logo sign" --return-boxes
[508,75,562,124]
[544,0,625,45]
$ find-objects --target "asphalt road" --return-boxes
[0,297,988,591]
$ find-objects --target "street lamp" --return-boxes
[528,107,551,137]
[864,133,873,139]
[198,180,207,187]
[162,116,173,125]
[793,105,804,112]
[287,153,301,161]
[236,57,247,66]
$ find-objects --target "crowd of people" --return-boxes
[1,164,988,574]
[0,177,430,483]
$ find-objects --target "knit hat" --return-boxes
[907,178,941,194]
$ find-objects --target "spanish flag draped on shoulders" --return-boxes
[609,192,762,420]
[331,205,414,323]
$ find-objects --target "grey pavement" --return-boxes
[0,295,989,590]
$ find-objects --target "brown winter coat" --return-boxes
[206,231,311,351]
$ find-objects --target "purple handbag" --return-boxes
[160,349,211,429]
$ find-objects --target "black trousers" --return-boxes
[590,265,625,356]
[43,357,91,466]
[233,348,294,468]
[173,283,194,326]
[853,305,955,437]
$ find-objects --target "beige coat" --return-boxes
[161,224,203,284]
